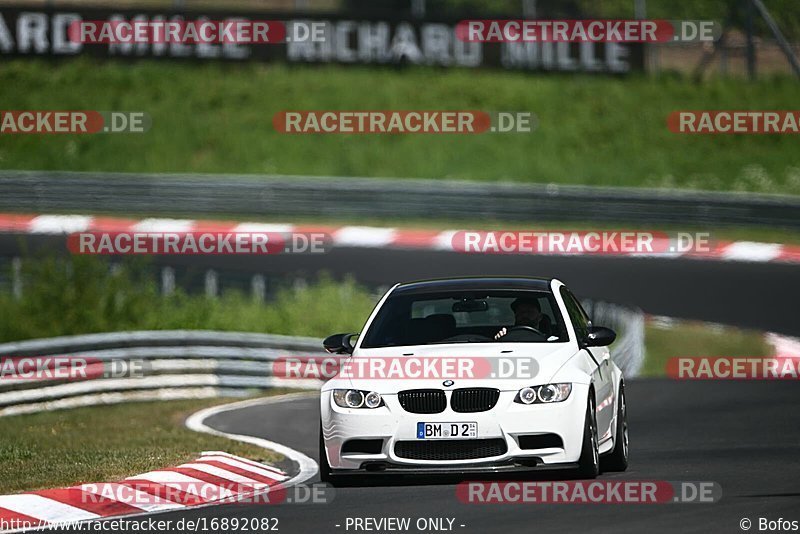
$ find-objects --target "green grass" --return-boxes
[0,255,378,343]
[0,256,371,494]
[0,396,286,494]
[642,320,772,377]
[0,253,780,492]
[1,60,799,194]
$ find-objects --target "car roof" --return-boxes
[392,276,555,295]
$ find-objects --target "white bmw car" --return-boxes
[319,277,628,482]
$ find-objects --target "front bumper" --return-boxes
[320,384,589,471]
[334,460,580,476]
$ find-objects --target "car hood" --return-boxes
[322,342,579,393]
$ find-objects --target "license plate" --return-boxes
[417,422,477,439]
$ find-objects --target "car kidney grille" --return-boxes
[398,389,446,414]
[450,388,500,412]
[394,439,507,461]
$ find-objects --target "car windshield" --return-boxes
[359,290,569,348]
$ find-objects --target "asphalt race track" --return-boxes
[3,234,800,335]
[96,380,799,534]
[7,236,799,533]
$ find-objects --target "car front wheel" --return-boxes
[601,385,629,472]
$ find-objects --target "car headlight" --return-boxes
[332,389,384,409]
[518,387,537,404]
[514,383,571,404]
[364,391,382,408]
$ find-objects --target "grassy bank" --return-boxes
[0,256,338,493]
[1,255,777,376]
[0,396,285,494]
[1,60,799,194]
[642,319,772,377]
[0,256,377,343]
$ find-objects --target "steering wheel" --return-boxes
[507,325,546,337]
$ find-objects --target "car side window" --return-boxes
[571,290,593,328]
[560,287,590,343]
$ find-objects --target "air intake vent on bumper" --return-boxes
[395,439,508,460]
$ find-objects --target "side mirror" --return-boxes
[585,326,616,347]
[323,333,357,355]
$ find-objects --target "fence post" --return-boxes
[205,270,218,298]
[745,0,757,80]
[752,0,800,78]
[12,257,22,300]
[252,274,266,303]
[522,0,536,18]
[161,266,175,296]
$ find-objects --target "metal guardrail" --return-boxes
[0,301,645,416]
[0,330,327,417]
[1,171,799,228]
[0,330,323,356]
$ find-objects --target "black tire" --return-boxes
[576,395,600,479]
[601,384,629,472]
[318,422,333,483]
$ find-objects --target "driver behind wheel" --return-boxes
[494,297,553,340]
